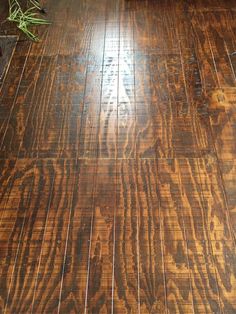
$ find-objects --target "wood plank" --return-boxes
[209,88,236,160]
[57,160,96,313]
[86,160,116,312]
[157,159,194,314]
[18,56,58,158]
[187,240,221,314]
[0,34,48,159]
[197,158,233,242]
[137,160,166,313]
[203,11,236,87]
[190,11,219,91]
[113,160,139,313]
[29,159,76,314]
[212,240,236,313]
[220,160,236,238]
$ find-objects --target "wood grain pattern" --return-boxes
[0,0,236,313]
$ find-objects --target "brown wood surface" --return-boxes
[0,0,236,313]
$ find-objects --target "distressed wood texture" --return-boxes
[0,0,236,313]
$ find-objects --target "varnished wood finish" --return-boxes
[0,0,236,313]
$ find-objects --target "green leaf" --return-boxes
[8,0,51,41]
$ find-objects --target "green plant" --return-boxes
[8,0,50,41]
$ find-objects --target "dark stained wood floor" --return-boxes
[0,0,236,313]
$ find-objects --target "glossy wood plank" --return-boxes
[113,160,139,313]
[58,160,96,313]
[0,159,76,313]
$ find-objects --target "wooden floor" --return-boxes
[0,0,236,313]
